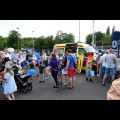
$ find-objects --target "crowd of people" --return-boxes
[0,47,119,100]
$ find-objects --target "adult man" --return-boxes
[64,49,77,89]
[102,49,116,86]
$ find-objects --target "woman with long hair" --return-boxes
[50,53,59,88]
[42,49,49,79]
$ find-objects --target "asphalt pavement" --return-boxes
[0,73,111,100]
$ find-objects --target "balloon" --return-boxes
[39,60,43,64]
[28,69,36,76]
[8,48,14,53]
[37,57,40,60]
[28,57,33,62]
[35,53,40,57]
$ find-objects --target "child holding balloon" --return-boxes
[38,60,45,83]
[28,61,35,80]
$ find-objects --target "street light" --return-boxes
[79,20,80,42]
[92,20,95,48]
[32,31,34,50]
[16,28,19,50]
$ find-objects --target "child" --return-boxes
[38,61,45,83]
[3,68,17,100]
[35,60,39,77]
[17,62,24,74]
[28,61,35,80]
[86,60,93,81]
[58,58,63,85]
[29,61,35,69]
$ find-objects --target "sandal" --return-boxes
[67,86,72,89]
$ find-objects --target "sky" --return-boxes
[0,20,120,42]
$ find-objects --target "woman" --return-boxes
[0,51,10,73]
[42,49,48,79]
[62,52,69,86]
[50,54,59,88]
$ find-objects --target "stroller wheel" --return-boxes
[29,86,32,90]
[23,88,27,93]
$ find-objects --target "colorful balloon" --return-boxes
[28,69,36,76]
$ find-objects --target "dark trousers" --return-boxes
[52,72,58,86]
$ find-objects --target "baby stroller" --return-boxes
[12,67,32,93]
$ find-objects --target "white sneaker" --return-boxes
[63,83,68,86]
[96,74,100,77]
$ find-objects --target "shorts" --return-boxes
[86,70,92,76]
[105,68,115,77]
[40,73,44,77]
[68,68,76,77]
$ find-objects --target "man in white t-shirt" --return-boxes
[102,49,116,86]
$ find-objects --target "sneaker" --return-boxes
[89,79,92,82]
[96,74,100,77]
[42,81,45,83]
[59,82,62,85]
[86,78,88,81]
[63,83,68,86]
[102,83,105,86]
[39,81,42,83]
[53,86,59,88]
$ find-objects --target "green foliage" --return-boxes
[55,30,75,44]
[86,34,92,45]
[106,26,110,35]
[7,30,21,49]
[86,31,112,49]
[112,26,115,35]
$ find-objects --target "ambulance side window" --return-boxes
[78,48,87,57]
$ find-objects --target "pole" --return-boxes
[118,46,119,58]
[16,28,19,50]
[95,32,96,48]
[32,31,34,50]
[79,20,80,42]
[92,20,94,47]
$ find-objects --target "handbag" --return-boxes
[70,55,77,68]
[91,70,95,76]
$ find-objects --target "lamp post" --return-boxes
[79,20,80,42]
[16,28,19,50]
[32,31,34,50]
[92,20,94,48]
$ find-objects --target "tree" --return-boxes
[7,30,21,49]
[106,26,110,35]
[55,30,75,44]
[45,35,55,49]
[0,36,3,50]
[86,34,92,45]
[112,26,115,35]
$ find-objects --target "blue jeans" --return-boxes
[105,68,115,77]
[100,66,106,79]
